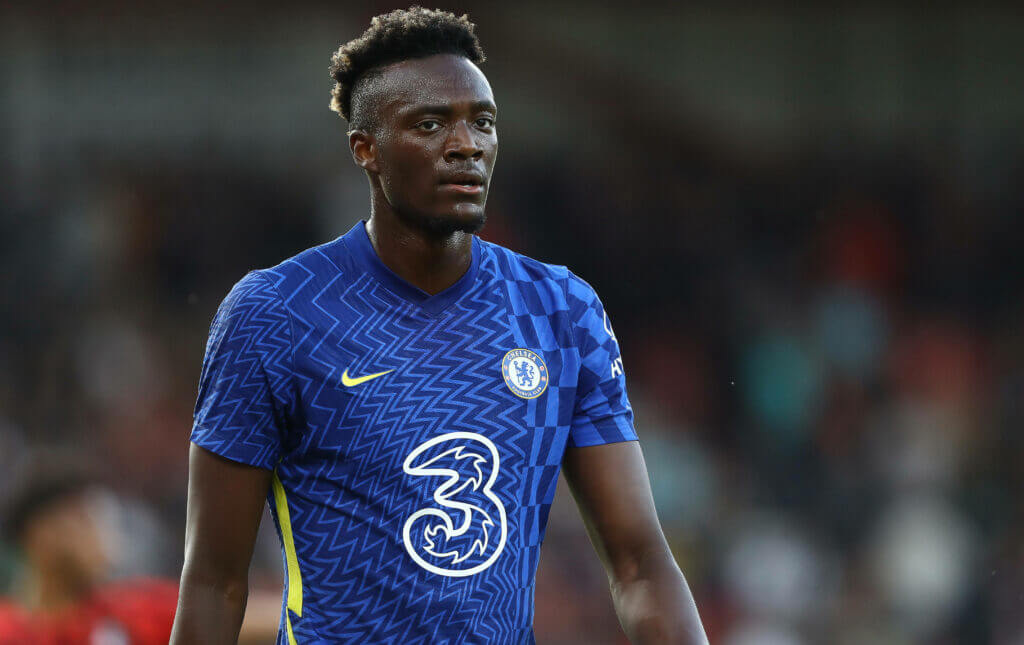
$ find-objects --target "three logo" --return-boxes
[401,432,508,577]
[349,348,547,577]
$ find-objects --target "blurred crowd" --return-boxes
[3,134,1022,645]
[2,4,1023,645]
[525,142,1024,644]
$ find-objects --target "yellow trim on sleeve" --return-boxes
[272,471,303,630]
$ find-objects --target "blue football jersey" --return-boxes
[191,221,637,644]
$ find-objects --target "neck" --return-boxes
[366,195,475,296]
[21,563,92,613]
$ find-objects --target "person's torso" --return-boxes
[266,229,583,644]
[0,580,177,645]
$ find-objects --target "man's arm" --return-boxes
[562,440,708,645]
[170,444,273,644]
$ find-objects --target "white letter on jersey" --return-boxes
[603,311,617,342]
[401,432,508,577]
[611,356,625,378]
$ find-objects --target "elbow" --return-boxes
[606,547,708,645]
[208,577,250,608]
[609,541,675,588]
[178,559,251,608]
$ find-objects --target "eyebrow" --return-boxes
[402,101,497,117]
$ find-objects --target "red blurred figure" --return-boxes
[0,456,177,644]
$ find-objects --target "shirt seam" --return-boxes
[250,269,298,400]
[563,269,585,386]
[562,269,574,342]
[315,239,348,277]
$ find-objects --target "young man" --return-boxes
[172,7,707,644]
[0,457,178,644]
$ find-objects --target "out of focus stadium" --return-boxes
[2,3,1023,643]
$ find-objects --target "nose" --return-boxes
[444,121,483,161]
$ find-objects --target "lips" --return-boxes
[438,171,486,195]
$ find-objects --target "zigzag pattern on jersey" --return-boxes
[193,271,296,469]
[194,234,635,645]
[272,250,534,644]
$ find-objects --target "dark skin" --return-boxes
[171,54,707,644]
[170,448,269,644]
[564,442,708,644]
[351,54,498,295]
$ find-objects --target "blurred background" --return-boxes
[2,2,1023,643]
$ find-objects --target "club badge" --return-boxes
[501,349,549,399]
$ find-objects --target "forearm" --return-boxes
[562,442,709,643]
[173,445,272,644]
[170,568,249,644]
[609,547,708,645]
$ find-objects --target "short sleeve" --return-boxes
[190,271,294,469]
[567,273,637,448]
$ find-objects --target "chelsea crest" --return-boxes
[502,349,549,399]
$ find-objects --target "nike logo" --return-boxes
[341,368,394,387]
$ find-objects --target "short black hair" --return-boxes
[329,6,486,127]
[0,454,99,545]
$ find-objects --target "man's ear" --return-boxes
[349,130,380,173]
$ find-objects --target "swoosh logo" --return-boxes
[341,368,394,387]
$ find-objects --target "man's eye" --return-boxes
[417,121,442,132]
[475,117,495,128]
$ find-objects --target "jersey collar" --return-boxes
[342,220,481,316]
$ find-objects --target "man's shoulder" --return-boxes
[478,238,598,307]
[220,236,350,310]
[91,579,177,642]
[478,237,571,285]
[96,578,179,601]
[258,236,349,285]
[0,599,29,633]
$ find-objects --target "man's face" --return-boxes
[355,54,498,236]
[22,489,113,586]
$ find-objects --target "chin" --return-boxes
[445,210,487,235]
[402,208,486,237]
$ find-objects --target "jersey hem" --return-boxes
[567,436,640,449]
[189,438,276,471]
